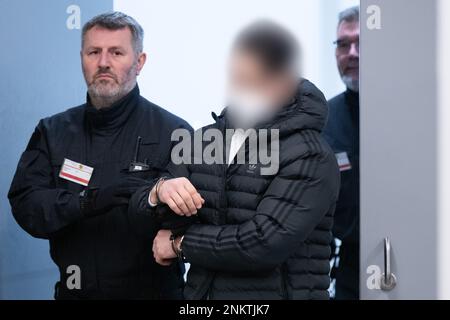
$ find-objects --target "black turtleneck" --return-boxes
[323,87,360,300]
[345,88,359,128]
[86,85,140,134]
[84,85,140,182]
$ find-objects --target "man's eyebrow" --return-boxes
[84,46,101,51]
[336,36,359,42]
[108,46,127,51]
[84,46,128,51]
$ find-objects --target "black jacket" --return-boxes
[322,89,360,299]
[8,86,191,299]
[132,79,340,300]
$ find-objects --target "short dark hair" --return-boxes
[338,6,360,27]
[82,11,144,54]
[233,20,300,74]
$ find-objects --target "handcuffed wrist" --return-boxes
[148,187,158,207]
[170,233,185,261]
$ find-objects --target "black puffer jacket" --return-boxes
[132,79,340,300]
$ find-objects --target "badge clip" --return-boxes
[129,136,150,172]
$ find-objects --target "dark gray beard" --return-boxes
[85,63,138,109]
[342,75,359,92]
[88,80,136,109]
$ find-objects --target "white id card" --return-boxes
[59,158,94,186]
[335,152,352,172]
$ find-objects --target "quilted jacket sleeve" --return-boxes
[181,133,340,272]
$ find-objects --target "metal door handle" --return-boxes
[380,237,397,291]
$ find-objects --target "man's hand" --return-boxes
[149,178,204,216]
[153,229,178,266]
[81,176,150,217]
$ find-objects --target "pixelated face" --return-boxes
[228,49,296,110]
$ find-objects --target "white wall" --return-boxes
[438,0,450,301]
[114,0,359,129]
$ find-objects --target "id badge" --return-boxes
[59,158,94,186]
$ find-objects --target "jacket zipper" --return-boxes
[200,117,227,300]
[280,263,289,300]
[219,118,229,224]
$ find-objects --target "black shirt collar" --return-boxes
[345,88,359,108]
[85,85,140,132]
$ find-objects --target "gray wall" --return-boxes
[360,0,438,299]
[0,0,112,300]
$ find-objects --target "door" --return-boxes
[360,0,440,299]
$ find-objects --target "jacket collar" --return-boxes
[345,88,359,108]
[85,85,140,133]
[215,79,328,137]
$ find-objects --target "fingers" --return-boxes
[176,178,204,215]
[152,239,167,265]
[192,192,205,208]
[166,198,183,216]
[159,178,205,216]
[183,182,205,209]
[152,231,175,266]
[155,257,173,266]
[172,192,192,216]
[154,253,173,266]
[160,259,173,266]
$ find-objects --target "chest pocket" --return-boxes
[121,135,166,180]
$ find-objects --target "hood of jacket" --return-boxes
[215,79,328,137]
